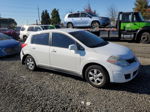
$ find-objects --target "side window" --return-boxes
[73,13,80,18]
[31,33,49,45]
[21,27,25,31]
[68,14,73,18]
[27,27,34,31]
[52,33,75,48]
[81,13,88,17]
[35,27,42,31]
[122,14,132,22]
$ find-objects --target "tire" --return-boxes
[23,36,27,42]
[25,55,36,71]
[140,32,150,44]
[91,21,100,29]
[85,65,109,88]
[67,23,73,28]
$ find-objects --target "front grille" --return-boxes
[4,46,19,54]
[126,57,136,64]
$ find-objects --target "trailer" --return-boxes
[86,12,150,44]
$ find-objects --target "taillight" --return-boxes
[21,43,27,48]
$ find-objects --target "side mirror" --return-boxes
[69,44,77,53]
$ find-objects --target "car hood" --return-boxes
[0,39,20,48]
[93,42,134,59]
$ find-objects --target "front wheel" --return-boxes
[25,55,36,71]
[85,65,109,88]
[140,32,150,44]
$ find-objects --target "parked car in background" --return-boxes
[20,29,140,88]
[0,33,21,57]
[64,12,110,28]
[15,26,22,35]
[0,28,19,40]
[40,25,56,30]
[19,25,55,41]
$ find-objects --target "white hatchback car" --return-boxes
[20,25,55,41]
[20,29,141,88]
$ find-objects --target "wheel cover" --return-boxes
[141,32,150,42]
[26,57,35,70]
[92,22,99,28]
[88,69,104,86]
[68,23,73,28]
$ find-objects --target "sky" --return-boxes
[0,0,135,25]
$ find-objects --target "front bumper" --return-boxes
[110,62,141,83]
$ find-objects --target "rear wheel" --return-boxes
[85,65,109,88]
[91,21,100,29]
[140,32,150,44]
[25,55,36,71]
[67,23,73,28]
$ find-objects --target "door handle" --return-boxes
[52,50,56,53]
[32,47,36,50]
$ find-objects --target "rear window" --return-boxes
[31,33,49,45]
[21,27,25,31]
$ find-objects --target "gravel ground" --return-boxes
[0,42,150,112]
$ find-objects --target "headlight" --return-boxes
[107,56,129,67]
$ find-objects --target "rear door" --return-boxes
[30,33,50,66]
[80,13,91,26]
[71,13,81,27]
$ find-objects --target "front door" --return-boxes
[50,32,81,73]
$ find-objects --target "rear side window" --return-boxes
[31,33,49,45]
[35,27,42,31]
[28,27,34,31]
[73,13,80,18]
[68,14,74,18]
[52,33,75,48]
[21,27,25,31]
[81,13,88,17]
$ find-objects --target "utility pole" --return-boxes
[37,6,40,24]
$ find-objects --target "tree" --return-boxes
[107,5,118,22]
[84,3,96,14]
[51,8,61,25]
[41,10,51,25]
[134,0,149,19]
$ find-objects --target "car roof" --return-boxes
[30,28,84,35]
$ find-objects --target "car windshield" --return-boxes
[0,33,12,40]
[40,25,55,30]
[70,31,108,48]
[87,13,98,17]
